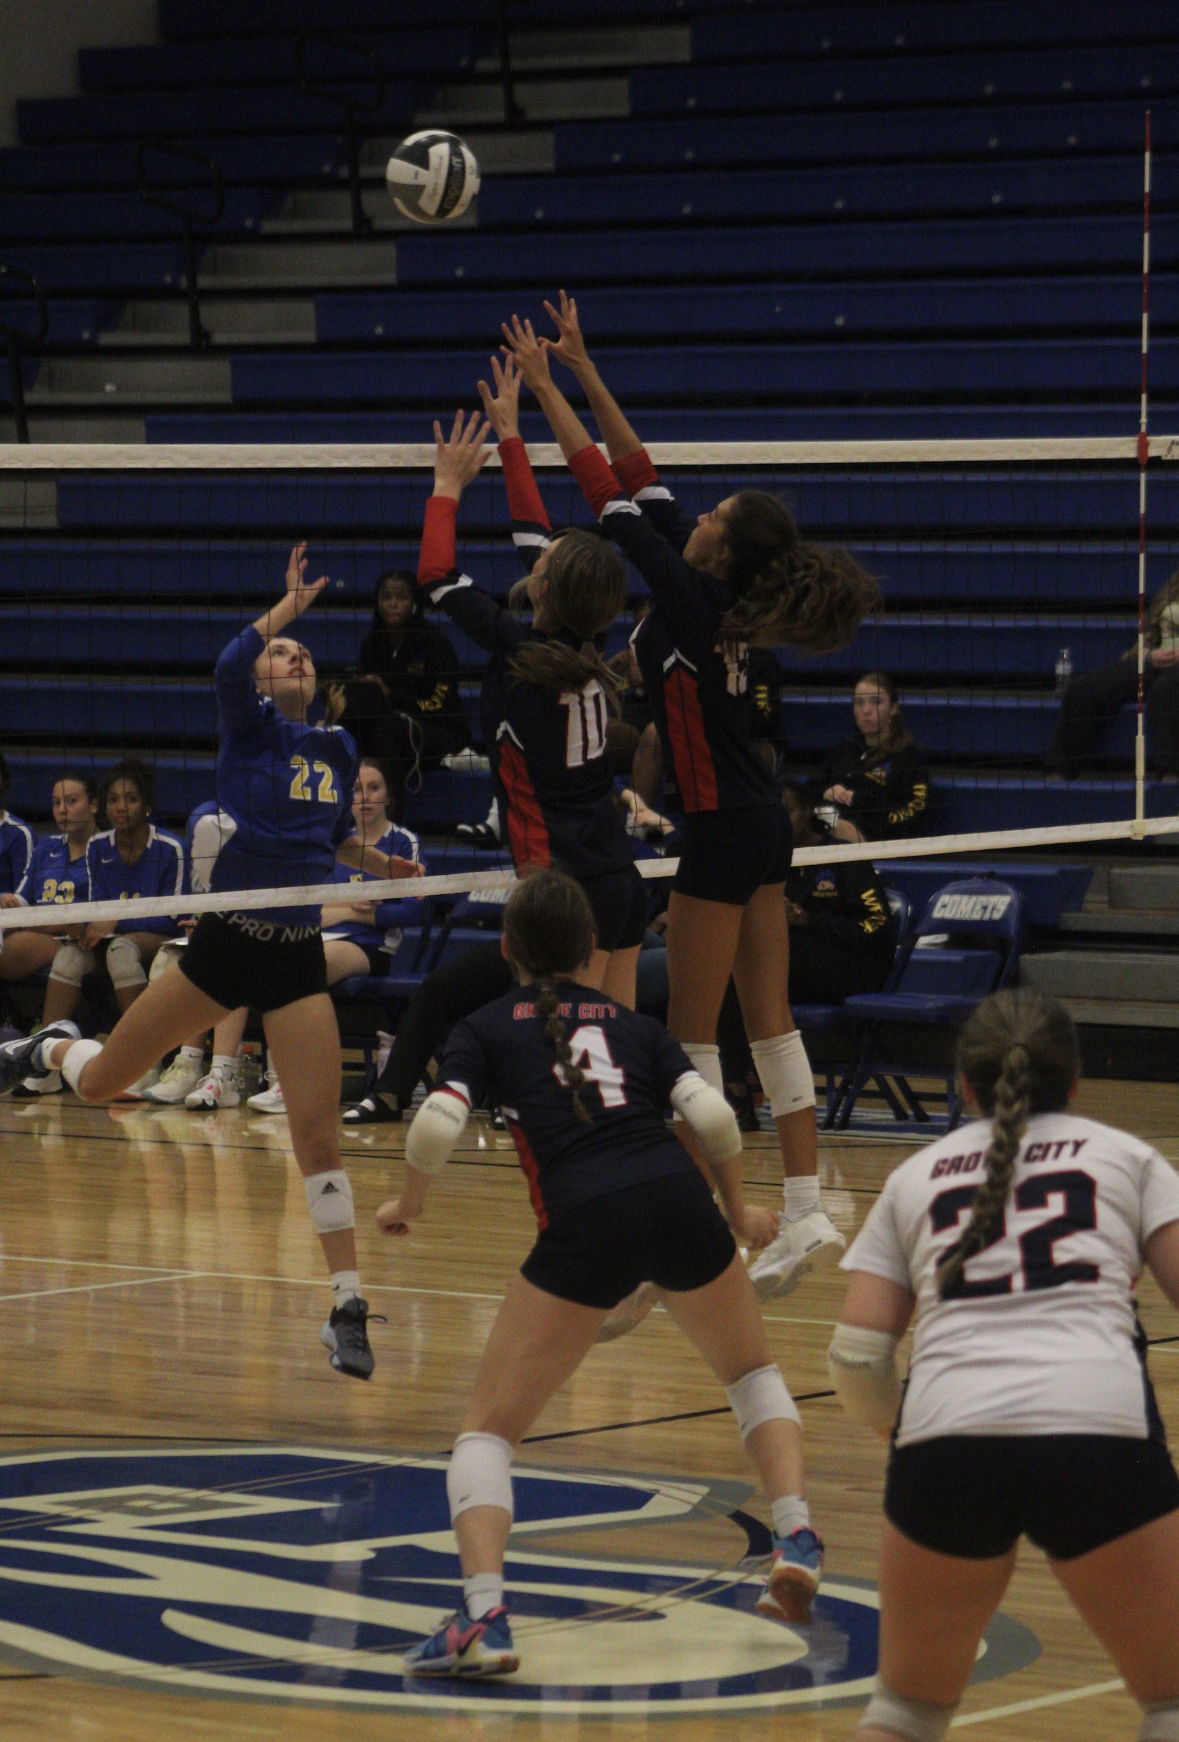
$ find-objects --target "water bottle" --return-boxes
[1054,647,1073,695]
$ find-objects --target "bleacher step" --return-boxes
[475,24,690,74]
[0,413,145,443]
[1058,909,1179,937]
[1109,865,1179,910]
[361,131,554,177]
[1059,999,1179,1030]
[1021,949,1179,1004]
[417,76,629,127]
[198,238,399,288]
[262,188,476,235]
[99,297,316,346]
[0,480,56,528]
[29,355,232,397]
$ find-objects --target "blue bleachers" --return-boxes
[0,189,271,243]
[17,83,420,146]
[0,135,345,192]
[78,31,480,93]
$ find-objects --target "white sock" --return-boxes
[771,1495,810,1540]
[782,1175,820,1220]
[331,1270,361,1308]
[180,1045,204,1063]
[211,1053,236,1076]
[463,1572,504,1619]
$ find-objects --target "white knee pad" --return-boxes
[447,1431,514,1522]
[859,1680,955,1742]
[725,1363,801,1441]
[1141,1699,1179,1740]
[105,934,147,990]
[60,1039,104,1098]
[750,1031,815,1117]
[303,1170,355,1234]
[49,941,93,988]
[149,939,186,983]
[680,1043,723,1093]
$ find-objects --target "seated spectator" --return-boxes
[40,760,183,1096]
[0,751,34,896]
[251,758,425,1116]
[815,671,930,842]
[341,566,470,815]
[0,773,99,1073]
[1046,567,1179,777]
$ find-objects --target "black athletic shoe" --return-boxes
[455,822,499,847]
[0,1021,79,1096]
[320,1297,383,1380]
[342,1095,402,1125]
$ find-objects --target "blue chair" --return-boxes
[831,878,1025,1133]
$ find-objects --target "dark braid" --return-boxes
[937,989,1079,1299]
[502,868,598,1126]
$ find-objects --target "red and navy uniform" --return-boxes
[417,474,634,884]
[569,447,779,815]
[434,979,699,1228]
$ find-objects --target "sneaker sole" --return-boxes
[756,1565,820,1625]
[406,1651,519,1678]
[749,1234,847,1301]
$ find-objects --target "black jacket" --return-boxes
[815,736,931,840]
[355,617,468,748]
[787,856,897,959]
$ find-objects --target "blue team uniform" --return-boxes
[86,825,185,936]
[327,823,423,953]
[17,835,90,909]
[435,981,700,1229]
[0,812,35,897]
[210,625,359,928]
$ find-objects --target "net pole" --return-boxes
[1134,108,1152,836]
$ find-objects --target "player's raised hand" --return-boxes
[543,289,590,375]
[284,541,330,612]
[477,352,522,440]
[500,314,553,393]
[432,408,491,500]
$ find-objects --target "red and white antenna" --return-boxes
[1134,110,1151,833]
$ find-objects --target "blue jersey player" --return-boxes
[375,868,823,1678]
[505,298,880,1309]
[0,750,34,898]
[419,389,648,1009]
[4,545,423,1381]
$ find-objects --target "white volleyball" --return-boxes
[385,130,480,224]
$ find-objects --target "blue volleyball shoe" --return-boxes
[403,1605,519,1677]
[0,1022,79,1096]
[755,1526,824,1623]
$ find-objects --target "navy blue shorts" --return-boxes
[579,863,650,951]
[674,804,793,906]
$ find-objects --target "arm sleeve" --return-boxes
[434,1017,489,1111]
[124,834,186,936]
[418,498,524,656]
[15,840,39,904]
[568,443,720,622]
[804,863,895,950]
[416,629,469,742]
[215,624,269,739]
[841,1174,913,1288]
[1140,1148,1179,1242]
[85,837,111,904]
[499,436,552,574]
[373,827,423,929]
[613,447,695,552]
[883,750,932,839]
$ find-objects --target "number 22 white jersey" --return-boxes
[844,1112,1179,1446]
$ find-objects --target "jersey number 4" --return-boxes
[288,757,338,804]
[553,1024,627,1108]
[931,1170,1100,1299]
[559,683,607,768]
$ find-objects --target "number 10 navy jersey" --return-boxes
[435,979,698,1227]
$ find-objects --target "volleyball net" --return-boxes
[1,435,1178,933]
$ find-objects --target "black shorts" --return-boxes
[521,1168,737,1310]
[674,804,793,906]
[179,912,328,1014]
[579,864,650,952]
[885,1432,1179,1562]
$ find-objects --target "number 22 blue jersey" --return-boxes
[435,980,698,1227]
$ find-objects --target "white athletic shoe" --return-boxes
[595,1282,661,1344]
[16,1069,63,1097]
[747,1208,846,1300]
[144,1054,205,1104]
[247,1073,286,1115]
[112,1065,161,1103]
[185,1068,241,1110]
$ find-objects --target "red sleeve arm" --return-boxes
[498,436,551,530]
[613,448,660,495]
[418,496,458,589]
[568,443,624,520]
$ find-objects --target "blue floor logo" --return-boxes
[0,1446,1038,1716]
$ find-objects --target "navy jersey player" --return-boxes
[6,546,423,1380]
[374,868,822,1678]
[504,298,879,1307]
[419,389,648,1008]
[831,990,1179,1742]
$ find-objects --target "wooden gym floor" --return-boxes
[1,1078,1177,1741]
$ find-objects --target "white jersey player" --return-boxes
[826,988,1179,1742]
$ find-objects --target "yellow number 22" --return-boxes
[288,757,337,805]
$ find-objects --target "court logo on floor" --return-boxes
[0,1447,1039,1715]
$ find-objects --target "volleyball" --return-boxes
[385,130,480,224]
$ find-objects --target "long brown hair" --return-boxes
[508,530,627,702]
[714,490,882,653]
[502,868,598,1124]
[936,989,1080,1298]
[855,669,915,766]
